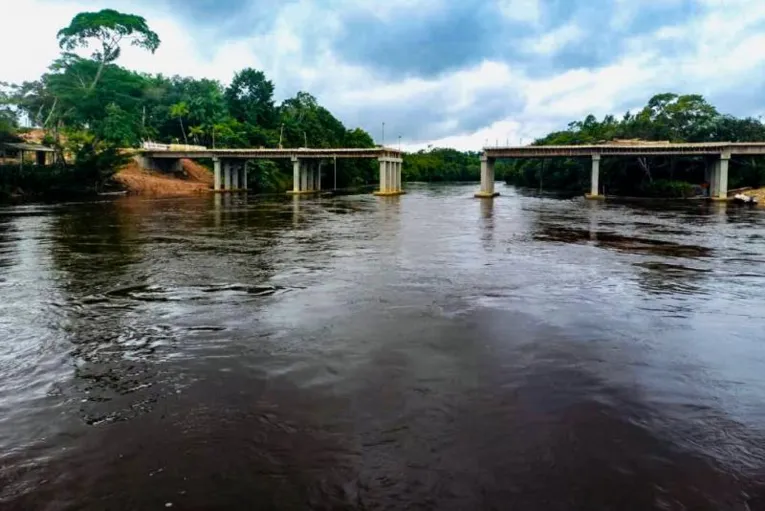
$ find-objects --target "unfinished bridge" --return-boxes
[137,145,405,196]
[475,142,765,200]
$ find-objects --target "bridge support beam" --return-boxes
[241,163,248,191]
[709,153,730,201]
[375,157,404,196]
[475,154,499,198]
[585,154,605,200]
[287,157,320,195]
[213,157,221,191]
[223,160,232,190]
[232,162,240,190]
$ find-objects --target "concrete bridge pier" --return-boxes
[288,157,320,195]
[239,162,248,191]
[708,153,730,200]
[375,157,404,196]
[475,155,499,198]
[231,162,240,190]
[213,157,222,191]
[585,154,605,200]
[223,160,232,190]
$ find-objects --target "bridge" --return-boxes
[138,146,405,196]
[476,142,765,200]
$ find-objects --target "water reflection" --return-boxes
[2,187,765,509]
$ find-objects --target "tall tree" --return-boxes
[57,9,160,91]
[169,101,189,145]
[225,68,276,129]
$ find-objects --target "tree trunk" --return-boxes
[179,118,188,145]
[638,157,653,183]
[89,59,106,92]
[43,97,58,128]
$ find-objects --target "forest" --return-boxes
[503,93,765,196]
[0,9,377,197]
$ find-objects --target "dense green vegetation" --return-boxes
[504,93,765,196]
[0,9,378,197]
[403,148,481,182]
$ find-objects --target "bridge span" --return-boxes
[476,142,765,200]
[138,146,405,196]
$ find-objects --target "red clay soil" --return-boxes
[114,159,213,196]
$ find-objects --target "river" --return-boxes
[1,183,764,510]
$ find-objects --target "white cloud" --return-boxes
[522,22,584,55]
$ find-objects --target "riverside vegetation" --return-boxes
[4,11,765,199]
[0,9,377,198]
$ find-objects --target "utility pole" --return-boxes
[382,122,385,146]
[303,132,307,148]
[278,123,284,148]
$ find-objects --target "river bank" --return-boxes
[114,158,213,196]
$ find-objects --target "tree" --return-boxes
[169,101,189,145]
[225,68,276,129]
[57,9,160,91]
[0,82,18,142]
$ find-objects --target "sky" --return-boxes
[3,0,765,150]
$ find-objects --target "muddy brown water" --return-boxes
[1,184,765,510]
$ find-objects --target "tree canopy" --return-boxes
[57,9,160,90]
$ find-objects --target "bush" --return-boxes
[639,179,696,198]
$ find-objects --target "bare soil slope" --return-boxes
[115,159,212,196]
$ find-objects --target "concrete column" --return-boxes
[397,160,402,191]
[711,153,730,200]
[589,154,601,198]
[223,160,231,190]
[718,153,730,200]
[301,161,309,191]
[213,157,221,191]
[709,159,721,198]
[232,163,240,190]
[379,161,384,192]
[241,164,248,191]
[475,155,498,198]
[317,162,322,191]
[292,157,300,193]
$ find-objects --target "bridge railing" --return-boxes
[141,141,208,151]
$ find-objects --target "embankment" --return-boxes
[115,159,213,196]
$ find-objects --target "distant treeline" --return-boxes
[403,148,482,182]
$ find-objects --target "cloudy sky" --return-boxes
[3,0,765,150]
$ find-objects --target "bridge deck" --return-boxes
[142,147,403,159]
[485,142,765,158]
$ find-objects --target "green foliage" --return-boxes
[0,144,127,198]
[505,93,765,195]
[4,9,379,198]
[57,9,160,65]
[639,179,696,198]
[403,148,481,182]
[225,68,276,129]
